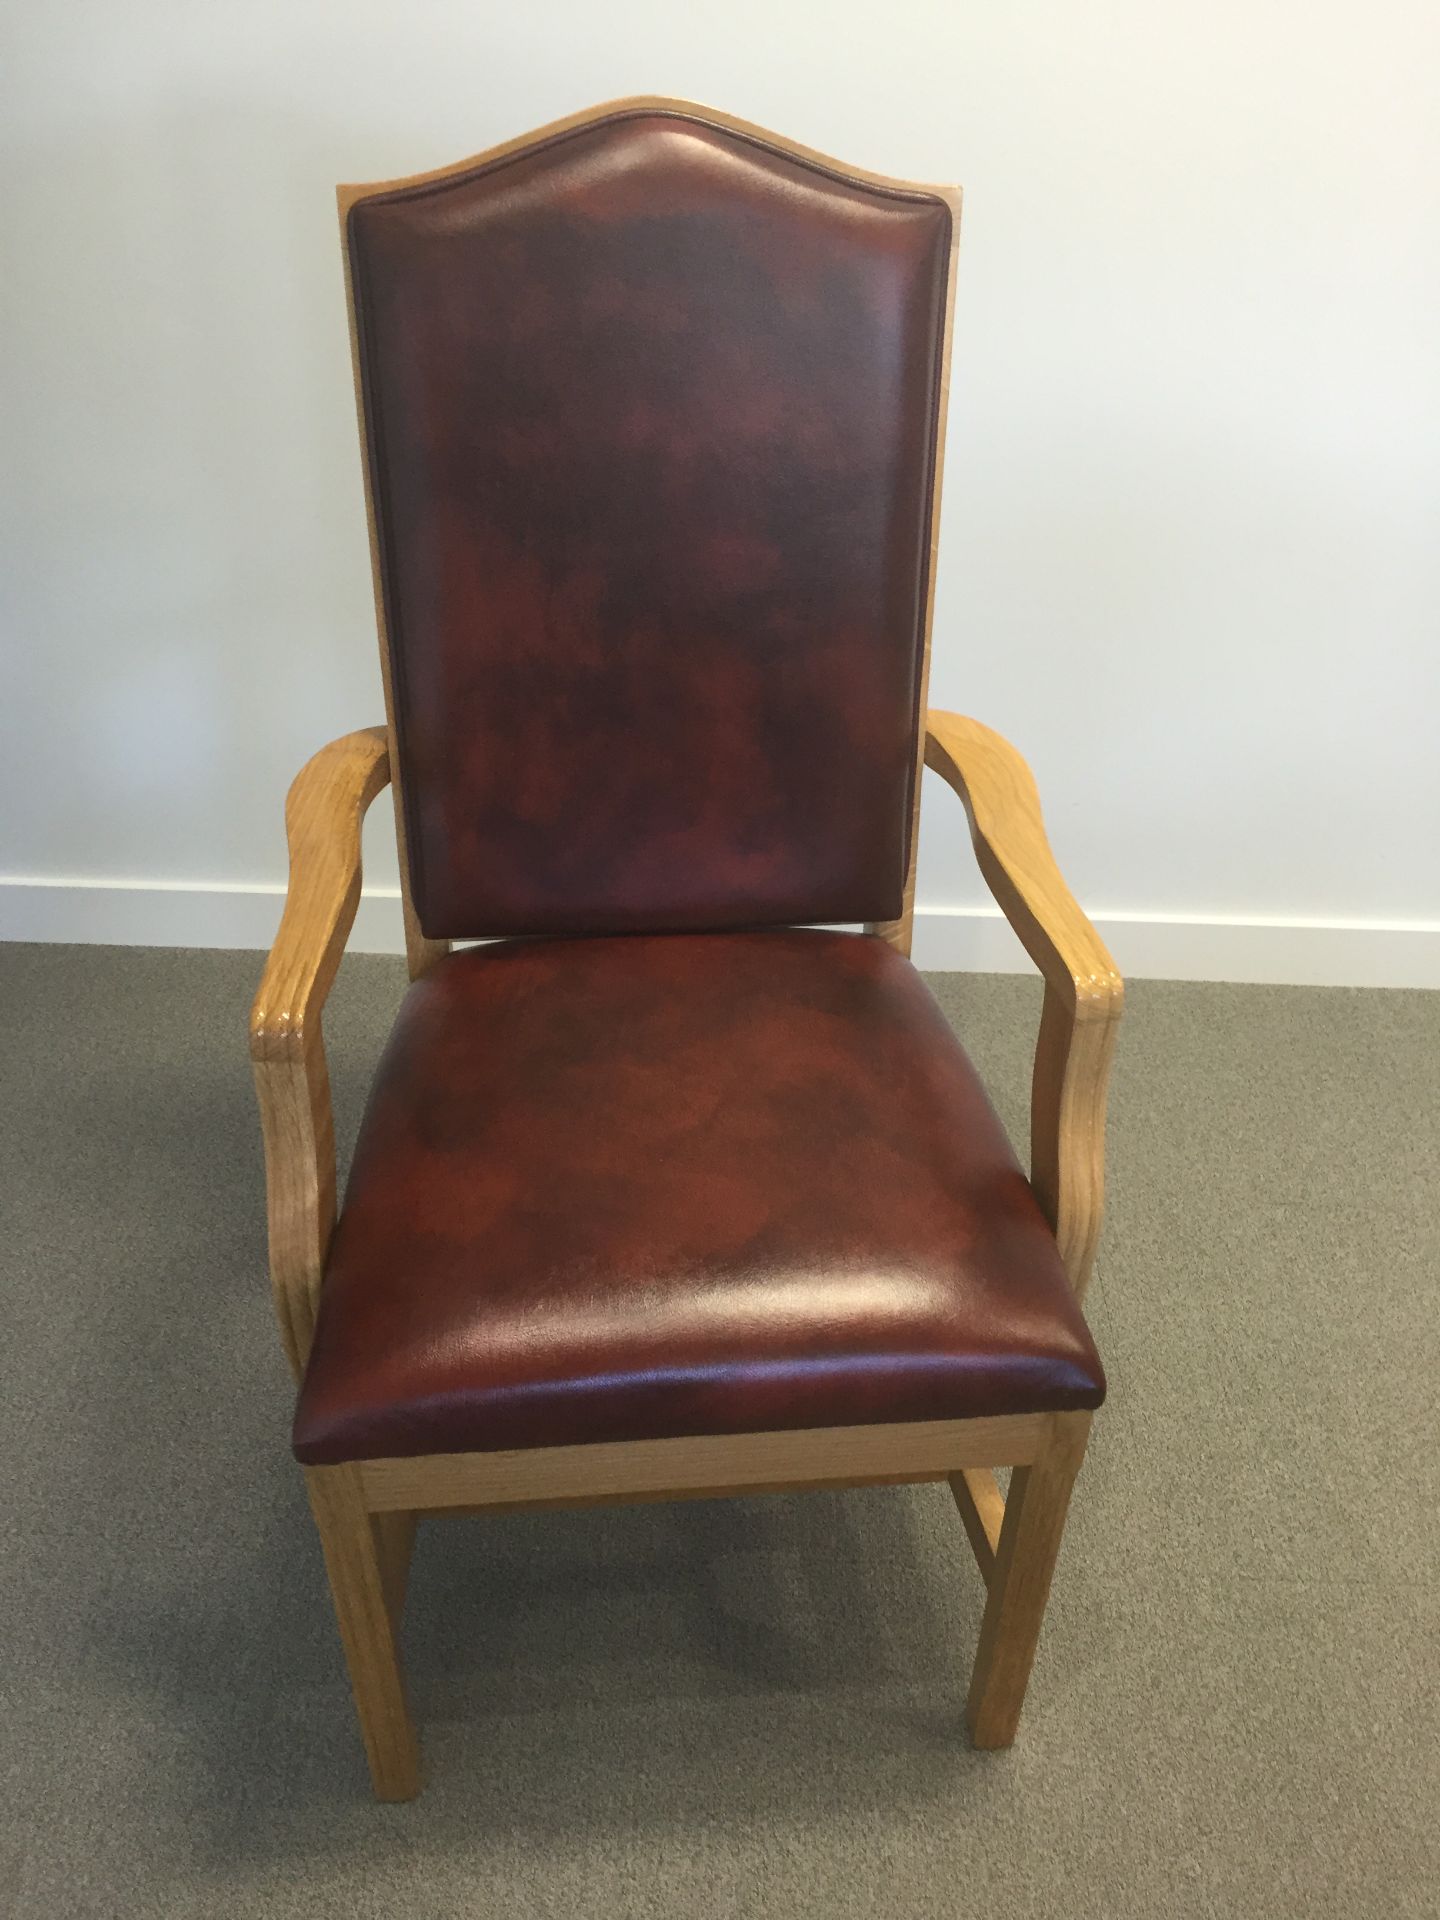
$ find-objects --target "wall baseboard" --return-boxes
[1,878,1437,988]
[0,876,410,958]
[908,903,1440,988]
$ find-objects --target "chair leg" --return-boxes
[304,1464,421,1800]
[966,1410,1091,1749]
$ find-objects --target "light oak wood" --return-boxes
[950,1466,1007,1586]
[250,104,1109,1796]
[359,1414,1047,1514]
[924,711,1123,1299]
[966,1410,1090,1748]
[338,93,960,208]
[425,1473,948,1519]
[305,1465,421,1800]
[249,727,392,1375]
[371,1510,418,1628]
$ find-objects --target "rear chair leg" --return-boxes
[966,1410,1091,1748]
[304,1464,421,1800]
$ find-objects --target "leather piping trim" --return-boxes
[346,107,954,937]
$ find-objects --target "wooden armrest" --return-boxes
[250,727,391,1375]
[924,712,1122,1016]
[923,710,1122,1299]
[250,727,392,1062]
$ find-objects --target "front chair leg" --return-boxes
[304,1465,421,1800]
[966,1410,1091,1748]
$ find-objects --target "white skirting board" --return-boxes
[1,878,1438,988]
[908,904,1440,989]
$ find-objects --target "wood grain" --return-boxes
[949,1466,1006,1585]
[924,711,1123,1299]
[420,1473,949,1519]
[371,1510,418,1629]
[249,727,391,1375]
[275,108,1107,1793]
[305,1465,421,1800]
[966,1410,1090,1748]
[1029,978,1121,1302]
[359,1414,1048,1514]
[337,93,964,207]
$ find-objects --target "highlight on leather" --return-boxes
[346,106,953,939]
[293,931,1104,1465]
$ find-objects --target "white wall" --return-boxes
[3,1,1438,983]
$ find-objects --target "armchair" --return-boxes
[251,98,1122,1801]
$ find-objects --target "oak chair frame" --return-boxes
[250,98,1123,1801]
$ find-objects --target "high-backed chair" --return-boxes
[251,97,1123,1801]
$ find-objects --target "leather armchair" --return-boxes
[251,98,1122,1800]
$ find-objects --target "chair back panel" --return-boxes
[346,107,954,937]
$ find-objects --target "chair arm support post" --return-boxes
[923,711,1123,1300]
[249,727,392,1375]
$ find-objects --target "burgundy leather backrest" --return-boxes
[347,108,953,938]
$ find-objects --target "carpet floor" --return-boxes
[1,943,1435,1918]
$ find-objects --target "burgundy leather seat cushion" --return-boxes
[292,931,1104,1465]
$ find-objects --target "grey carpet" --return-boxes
[1,943,1435,1918]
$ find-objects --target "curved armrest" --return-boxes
[924,711,1122,1299]
[924,713,1122,1016]
[250,728,391,1375]
[250,727,392,1062]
